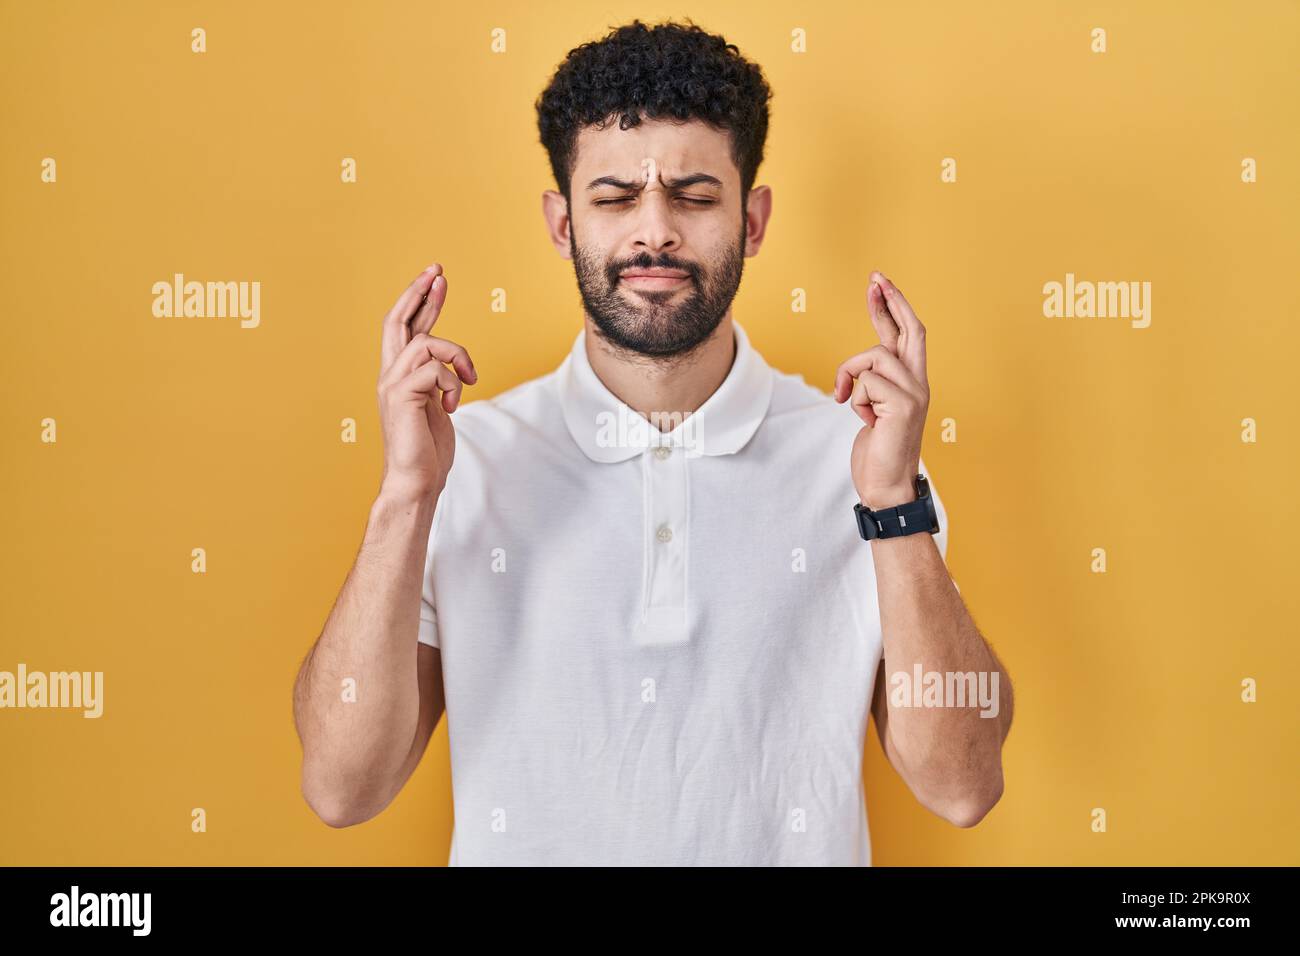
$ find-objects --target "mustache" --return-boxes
[607,255,699,285]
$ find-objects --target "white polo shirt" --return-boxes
[417,319,949,865]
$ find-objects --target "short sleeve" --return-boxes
[417,602,439,648]
[416,493,445,649]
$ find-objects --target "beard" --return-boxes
[570,218,747,359]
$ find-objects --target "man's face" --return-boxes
[565,117,748,358]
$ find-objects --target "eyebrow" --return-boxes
[586,172,724,191]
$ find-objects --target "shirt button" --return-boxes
[656,524,673,543]
[653,446,672,460]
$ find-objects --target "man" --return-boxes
[293,19,1012,866]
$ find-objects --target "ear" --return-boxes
[541,189,572,259]
[743,184,772,256]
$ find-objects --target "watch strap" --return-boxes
[855,497,932,540]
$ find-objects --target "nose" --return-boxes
[629,189,682,256]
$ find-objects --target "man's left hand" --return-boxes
[832,271,930,511]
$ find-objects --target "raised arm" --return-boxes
[293,263,475,827]
[837,271,1010,828]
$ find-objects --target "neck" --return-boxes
[584,313,737,427]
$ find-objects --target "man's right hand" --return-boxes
[376,263,477,502]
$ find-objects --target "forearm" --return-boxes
[294,487,438,822]
[872,527,1010,821]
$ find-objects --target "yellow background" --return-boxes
[1,0,1296,865]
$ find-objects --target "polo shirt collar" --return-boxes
[558,319,774,462]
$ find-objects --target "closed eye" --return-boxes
[595,197,716,206]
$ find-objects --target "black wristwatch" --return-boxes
[853,473,940,541]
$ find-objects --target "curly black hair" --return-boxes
[535,18,773,205]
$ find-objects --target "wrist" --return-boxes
[858,483,915,511]
[376,476,441,513]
